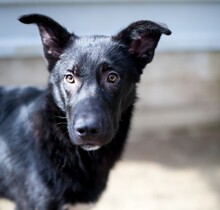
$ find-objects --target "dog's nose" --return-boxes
[74,115,101,139]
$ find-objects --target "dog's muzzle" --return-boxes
[70,113,110,151]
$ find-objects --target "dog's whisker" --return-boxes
[54,115,67,120]
[56,122,67,126]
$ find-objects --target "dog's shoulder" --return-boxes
[0,86,44,103]
[0,86,45,123]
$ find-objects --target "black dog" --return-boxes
[0,14,171,210]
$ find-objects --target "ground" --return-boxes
[0,126,220,210]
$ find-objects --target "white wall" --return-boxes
[0,1,220,57]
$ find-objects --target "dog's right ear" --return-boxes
[113,20,171,73]
[19,14,74,70]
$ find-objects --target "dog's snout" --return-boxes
[69,99,115,148]
[74,115,101,139]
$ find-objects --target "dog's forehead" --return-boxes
[68,36,119,59]
[58,35,126,75]
[75,35,114,49]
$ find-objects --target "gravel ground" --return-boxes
[1,127,220,210]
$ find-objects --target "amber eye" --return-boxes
[107,72,119,83]
[65,73,75,84]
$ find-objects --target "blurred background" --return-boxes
[0,0,220,210]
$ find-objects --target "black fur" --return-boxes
[0,14,171,210]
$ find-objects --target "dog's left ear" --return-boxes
[114,20,171,72]
[19,14,74,70]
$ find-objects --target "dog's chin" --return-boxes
[80,144,101,151]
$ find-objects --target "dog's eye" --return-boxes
[107,72,119,83]
[65,74,75,84]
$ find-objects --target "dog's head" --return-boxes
[19,14,171,151]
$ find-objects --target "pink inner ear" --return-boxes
[39,26,61,57]
[128,34,159,58]
[128,38,141,54]
[42,31,51,46]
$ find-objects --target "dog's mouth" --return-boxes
[80,144,101,151]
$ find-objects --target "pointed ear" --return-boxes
[19,14,73,70]
[114,20,171,72]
